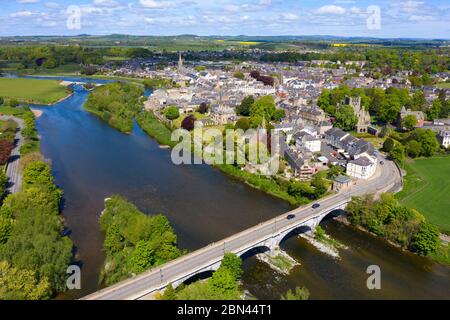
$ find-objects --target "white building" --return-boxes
[295,132,321,153]
[346,157,377,180]
[439,130,450,148]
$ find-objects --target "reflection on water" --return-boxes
[32,80,450,300]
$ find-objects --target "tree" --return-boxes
[379,94,402,123]
[164,106,180,120]
[426,100,442,121]
[128,240,155,273]
[335,105,358,131]
[383,137,395,152]
[410,129,439,157]
[9,99,19,108]
[236,96,254,116]
[272,109,286,122]
[390,143,405,164]
[250,70,260,79]
[198,102,208,114]
[233,71,244,80]
[401,115,417,131]
[0,140,13,165]
[281,286,310,300]
[181,115,196,131]
[250,96,276,120]
[406,140,422,158]
[160,283,176,300]
[220,253,242,280]
[0,261,51,300]
[209,267,237,294]
[234,118,250,131]
[412,223,440,256]
[411,91,426,111]
[327,165,345,180]
[0,97,4,105]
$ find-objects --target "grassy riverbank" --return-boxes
[0,78,70,105]
[136,111,175,147]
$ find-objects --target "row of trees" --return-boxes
[384,128,441,163]
[346,194,440,256]
[99,195,183,286]
[318,85,449,125]
[0,160,72,299]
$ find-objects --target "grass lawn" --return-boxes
[173,111,207,128]
[436,82,450,89]
[396,157,450,233]
[0,77,70,105]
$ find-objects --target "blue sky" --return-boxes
[0,0,449,38]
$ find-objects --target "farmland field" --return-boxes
[0,77,70,105]
[397,157,450,233]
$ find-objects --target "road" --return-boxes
[1,116,25,194]
[83,155,402,300]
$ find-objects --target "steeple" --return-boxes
[178,51,183,71]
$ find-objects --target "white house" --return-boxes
[295,132,321,153]
[346,156,377,180]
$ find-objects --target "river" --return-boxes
[30,77,450,300]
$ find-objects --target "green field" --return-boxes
[436,82,450,89]
[0,77,70,105]
[397,157,450,233]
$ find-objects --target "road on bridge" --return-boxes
[0,116,25,194]
[83,155,402,300]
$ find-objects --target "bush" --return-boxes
[181,115,196,131]
[164,106,180,120]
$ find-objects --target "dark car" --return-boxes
[312,203,321,209]
[380,161,385,165]
[287,214,296,220]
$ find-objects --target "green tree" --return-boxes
[234,118,250,131]
[389,143,405,164]
[272,109,286,122]
[209,267,237,294]
[160,283,176,300]
[233,71,245,80]
[426,100,442,121]
[221,253,243,280]
[0,97,4,105]
[164,106,180,120]
[236,96,254,117]
[401,115,417,131]
[379,94,402,123]
[9,99,19,108]
[281,286,310,300]
[0,261,51,300]
[406,140,422,158]
[412,223,440,256]
[383,137,395,152]
[410,129,439,157]
[335,105,357,131]
[128,240,154,273]
[411,91,426,111]
[250,96,276,120]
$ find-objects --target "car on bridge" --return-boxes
[287,214,296,220]
[312,203,321,209]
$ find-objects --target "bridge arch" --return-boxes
[239,245,271,260]
[278,225,313,246]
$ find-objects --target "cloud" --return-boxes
[316,5,346,15]
[280,13,299,21]
[9,10,35,18]
[16,0,39,3]
[408,15,435,21]
[93,0,120,7]
[140,0,175,9]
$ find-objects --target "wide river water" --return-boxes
[30,77,450,300]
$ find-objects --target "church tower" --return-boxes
[178,52,184,72]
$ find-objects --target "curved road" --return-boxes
[0,116,25,194]
[83,154,402,300]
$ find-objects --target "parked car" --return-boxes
[312,203,321,209]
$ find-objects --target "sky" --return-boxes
[0,0,449,38]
